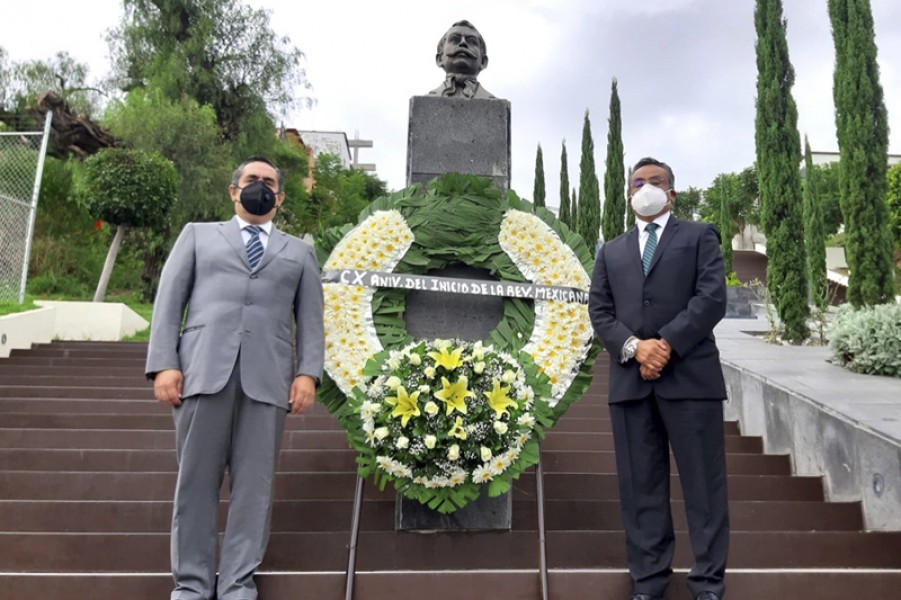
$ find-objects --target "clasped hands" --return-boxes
[635,338,671,381]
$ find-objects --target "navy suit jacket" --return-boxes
[588,216,727,403]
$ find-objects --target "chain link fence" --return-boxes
[0,113,52,303]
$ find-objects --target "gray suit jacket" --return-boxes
[145,217,325,409]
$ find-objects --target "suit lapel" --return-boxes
[625,226,643,276]
[256,227,288,272]
[220,218,251,269]
[647,216,679,276]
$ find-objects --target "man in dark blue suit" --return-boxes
[589,157,729,600]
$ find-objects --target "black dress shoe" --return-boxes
[696,593,721,600]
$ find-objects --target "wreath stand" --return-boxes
[343,449,550,600]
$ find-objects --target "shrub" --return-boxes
[828,303,901,377]
[725,271,743,287]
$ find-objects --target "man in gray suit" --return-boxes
[146,157,325,600]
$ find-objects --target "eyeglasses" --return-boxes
[629,176,668,190]
[240,175,279,192]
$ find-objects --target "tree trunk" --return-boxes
[93,224,125,302]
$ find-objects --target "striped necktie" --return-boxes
[245,226,264,269]
[642,223,659,276]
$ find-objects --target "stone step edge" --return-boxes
[3,568,901,576]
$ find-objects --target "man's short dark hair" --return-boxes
[630,157,675,190]
[232,156,284,192]
[437,20,487,56]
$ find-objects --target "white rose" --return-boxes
[419,384,431,394]
[501,370,516,384]
[425,401,440,416]
[396,436,409,449]
[409,353,422,366]
[493,421,508,434]
[448,444,460,461]
[374,427,390,441]
[424,435,437,449]
[386,376,402,389]
[480,446,492,461]
[473,362,486,374]
[424,366,436,379]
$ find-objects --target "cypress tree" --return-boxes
[755,0,809,342]
[571,187,579,232]
[886,163,901,251]
[577,110,601,252]
[803,136,828,310]
[719,177,734,275]
[829,0,895,306]
[533,143,546,209]
[558,141,571,226]
[602,78,626,243]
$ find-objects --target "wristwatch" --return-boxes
[622,337,639,363]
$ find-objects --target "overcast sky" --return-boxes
[5,0,901,211]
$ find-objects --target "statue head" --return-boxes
[436,20,488,77]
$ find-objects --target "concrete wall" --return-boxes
[0,307,54,358]
[0,302,148,357]
[35,301,148,341]
[722,362,901,531]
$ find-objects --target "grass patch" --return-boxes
[0,295,38,316]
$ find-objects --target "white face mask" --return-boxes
[631,184,671,218]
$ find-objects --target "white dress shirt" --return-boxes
[236,215,273,250]
[637,210,672,259]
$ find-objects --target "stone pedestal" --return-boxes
[397,95,514,531]
[406,96,511,191]
[396,486,512,532]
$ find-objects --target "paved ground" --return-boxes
[715,316,901,445]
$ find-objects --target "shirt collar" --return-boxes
[235,215,274,236]
[641,210,671,233]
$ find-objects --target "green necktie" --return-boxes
[642,223,658,276]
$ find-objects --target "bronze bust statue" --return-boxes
[429,20,496,99]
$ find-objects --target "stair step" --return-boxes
[0,499,863,533]
[3,531,900,571]
[0,428,761,453]
[2,569,898,600]
[0,471,824,501]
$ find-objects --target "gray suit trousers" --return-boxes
[171,361,287,600]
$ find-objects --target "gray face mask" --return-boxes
[631,184,670,217]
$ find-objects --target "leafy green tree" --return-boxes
[558,141,571,226]
[755,0,809,342]
[103,87,234,298]
[532,143,545,209]
[12,52,103,117]
[306,153,387,232]
[76,148,177,302]
[673,186,701,221]
[803,136,828,310]
[602,79,626,243]
[271,139,312,237]
[577,110,600,251]
[718,177,735,274]
[109,0,309,157]
[829,0,895,306]
[886,163,901,251]
[0,47,14,113]
[104,87,231,223]
[701,168,760,244]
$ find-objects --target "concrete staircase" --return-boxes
[1,341,899,599]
